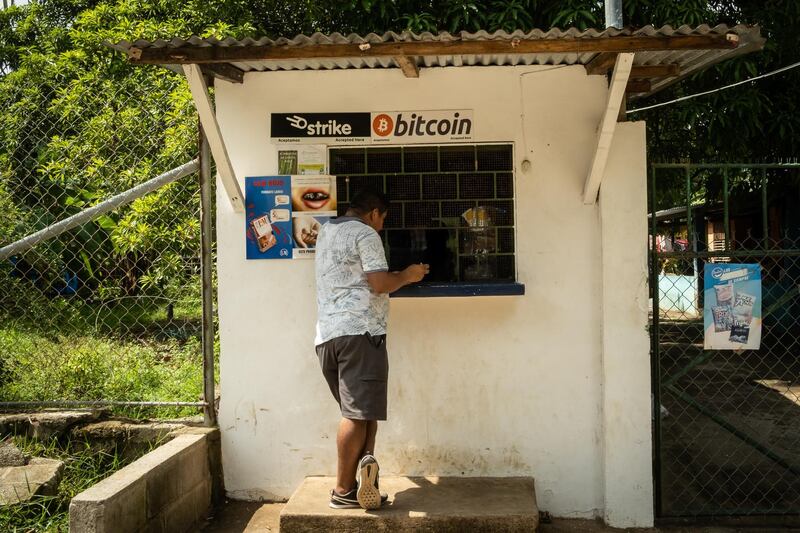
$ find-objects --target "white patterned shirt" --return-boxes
[314,217,389,346]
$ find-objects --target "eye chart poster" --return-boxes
[704,263,762,350]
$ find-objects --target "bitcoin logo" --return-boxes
[372,114,394,137]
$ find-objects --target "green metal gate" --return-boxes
[650,161,800,520]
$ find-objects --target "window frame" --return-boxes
[328,143,524,297]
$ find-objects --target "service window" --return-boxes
[330,144,515,284]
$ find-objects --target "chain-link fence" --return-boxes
[0,65,211,419]
[651,162,800,519]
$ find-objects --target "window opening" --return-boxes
[330,145,515,283]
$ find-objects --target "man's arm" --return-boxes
[367,264,429,294]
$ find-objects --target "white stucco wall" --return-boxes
[600,122,653,527]
[213,65,652,524]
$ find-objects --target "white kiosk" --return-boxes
[115,24,762,528]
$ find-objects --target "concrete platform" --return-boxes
[280,476,538,533]
[204,500,793,533]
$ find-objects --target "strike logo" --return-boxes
[372,114,394,137]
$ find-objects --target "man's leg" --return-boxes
[354,419,382,509]
[336,417,367,494]
[362,420,378,456]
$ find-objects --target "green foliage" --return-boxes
[0,0,202,301]
[0,327,206,418]
[548,0,600,29]
[629,1,800,160]
[400,12,438,33]
[487,0,534,33]
[0,179,20,243]
[442,1,482,33]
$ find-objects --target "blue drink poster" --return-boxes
[245,176,294,259]
[704,263,761,350]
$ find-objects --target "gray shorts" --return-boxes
[316,333,388,421]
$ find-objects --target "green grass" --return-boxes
[0,327,212,419]
[0,434,165,532]
[0,273,219,419]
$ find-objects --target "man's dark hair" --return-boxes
[348,189,390,215]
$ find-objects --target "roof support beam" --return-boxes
[394,56,419,78]
[585,52,618,75]
[129,33,739,65]
[587,57,680,78]
[625,79,652,93]
[630,64,680,78]
[200,63,245,84]
[583,53,634,205]
[183,64,244,212]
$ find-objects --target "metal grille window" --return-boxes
[330,145,515,283]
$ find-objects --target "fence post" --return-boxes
[200,121,217,427]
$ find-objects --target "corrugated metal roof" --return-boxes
[107,25,764,98]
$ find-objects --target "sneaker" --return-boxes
[375,469,389,505]
[329,488,360,509]
[364,458,390,505]
[356,454,382,510]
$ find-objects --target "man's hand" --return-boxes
[402,263,429,283]
[367,263,430,294]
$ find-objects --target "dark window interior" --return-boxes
[330,145,515,283]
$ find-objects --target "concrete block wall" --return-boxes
[70,428,221,533]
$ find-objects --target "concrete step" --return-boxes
[280,476,538,533]
[0,457,64,506]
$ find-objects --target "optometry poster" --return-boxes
[704,263,762,350]
[246,175,338,260]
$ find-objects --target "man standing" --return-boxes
[315,189,428,510]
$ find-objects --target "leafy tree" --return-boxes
[631,0,800,160]
[0,0,202,299]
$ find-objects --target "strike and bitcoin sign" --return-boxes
[270,110,473,144]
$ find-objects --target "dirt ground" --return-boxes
[657,319,800,516]
[201,501,283,532]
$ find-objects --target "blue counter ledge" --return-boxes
[391,282,525,298]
